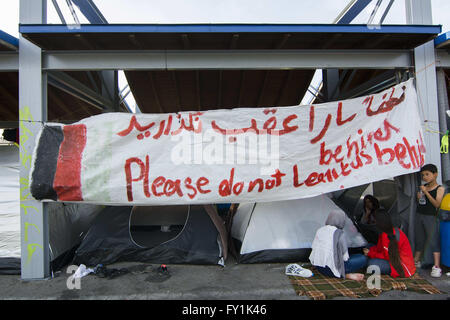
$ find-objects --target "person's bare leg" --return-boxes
[345,273,365,281]
[414,251,421,263]
[433,252,441,268]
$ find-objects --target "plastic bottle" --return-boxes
[419,191,426,205]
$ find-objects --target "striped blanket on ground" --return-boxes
[288,266,443,300]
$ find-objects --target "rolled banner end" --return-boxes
[30,125,64,201]
[53,124,87,201]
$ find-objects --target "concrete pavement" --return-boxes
[1,256,449,300]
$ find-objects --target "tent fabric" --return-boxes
[0,144,103,274]
[0,257,20,275]
[231,195,367,263]
[0,145,21,274]
[48,202,103,262]
[0,145,20,258]
[30,125,64,201]
[73,205,226,266]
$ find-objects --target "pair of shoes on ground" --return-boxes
[416,260,442,277]
[430,265,442,278]
[285,264,314,277]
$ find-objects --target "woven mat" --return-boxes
[288,266,443,300]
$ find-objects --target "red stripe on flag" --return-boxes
[53,124,87,201]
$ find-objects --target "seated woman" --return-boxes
[363,209,416,278]
[309,210,368,281]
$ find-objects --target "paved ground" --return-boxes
[1,256,449,301]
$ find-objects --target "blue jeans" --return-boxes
[367,258,391,275]
[316,254,368,278]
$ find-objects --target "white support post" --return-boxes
[436,68,450,183]
[19,0,50,280]
[405,0,442,182]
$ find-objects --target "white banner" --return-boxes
[31,79,425,205]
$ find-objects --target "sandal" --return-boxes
[285,264,314,277]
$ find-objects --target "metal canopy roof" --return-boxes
[20,23,441,50]
[17,23,441,114]
[435,31,450,49]
[125,69,315,113]
[0,29,125,125]
[0,71,106,124]
[0,30,18,51]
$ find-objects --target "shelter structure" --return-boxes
[231,195,367,263]
[73,204,227,266]
[0,0,446,279]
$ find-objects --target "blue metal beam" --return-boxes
[71,0,107,24]
[0,30,19,50]
[435,31,450,48]
[19,23,442,35]
[337,0,373,24]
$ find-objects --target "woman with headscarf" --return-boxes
[309,210,368,281]
[363,209,416,278]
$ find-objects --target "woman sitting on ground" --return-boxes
[309,210,368,281]
[363,209,416,278]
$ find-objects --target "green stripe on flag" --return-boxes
[82,121,113,202]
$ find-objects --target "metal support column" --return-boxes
[19,0,50,279]
[322,69,340,102]
[406,0,442,182]
[436,69,450,183]
[101,70,120,111]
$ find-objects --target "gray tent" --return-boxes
[73,204,228,266]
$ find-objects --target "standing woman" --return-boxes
[363,209,416,278]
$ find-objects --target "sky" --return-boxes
[0,0,448,34]
[0,0,449,109]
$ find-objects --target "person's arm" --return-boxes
[421,186,445,209]
[361,211,368,224]
[366,234,389,259]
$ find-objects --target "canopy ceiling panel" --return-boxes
[0,29,125,125]
[125,69,315,113]
[0,71,109,124]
